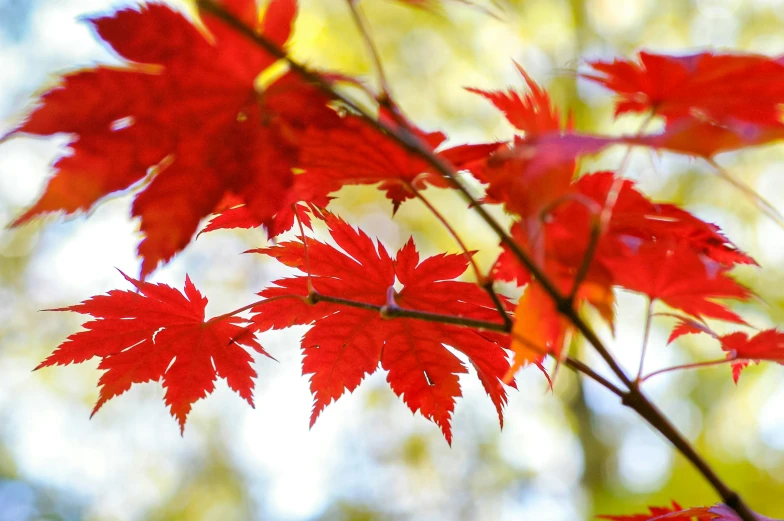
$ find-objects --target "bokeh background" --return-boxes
[2,0,784,519]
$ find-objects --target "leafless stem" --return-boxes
[636,299,655,382]
[567,214,601,303]
[409,183,513,328]
[640,357,740,384]
[705,157,784,230]
[206,294,301,324]
[345,0,393,105]
[293,205,315,295]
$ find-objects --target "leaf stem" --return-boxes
[206,294,302,324]
[344,0,395,110]
[294,205,315,295]
[310,290,509,331]
[409,183,513,329]
[705,157,784,230]
[636,299,654,382]
[639,357,739,384]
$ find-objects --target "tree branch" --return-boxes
[195,4,758,519]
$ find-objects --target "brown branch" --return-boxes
[195,4,758,519]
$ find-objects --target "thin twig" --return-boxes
[567,214,601,303]
[640,357,739,384]
[311,290,509,331]
[705,157,784,230]
[636,299,655,382]
[206,294,301,324]
[565,357,624,397]
[409,183,513,328]
[345,0,394,106]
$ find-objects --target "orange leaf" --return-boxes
[508,283,567,377]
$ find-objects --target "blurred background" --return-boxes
[2,0,784,519]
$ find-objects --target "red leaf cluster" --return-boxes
[12,0,784,473]
[464,67,757,368]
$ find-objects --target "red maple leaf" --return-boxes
[467,61,568,137]
[607,241,751,323]
[298,111,498,213]
[599,501,714,521]
[468,65,585,220]
[35,271,269,433]
[583,52,784,156]
[719,329,784,382]
[10,0,339,277]
[493,172,753,366]
[583,52,784,124]
[249,213,513,442]
[599,502,774,521]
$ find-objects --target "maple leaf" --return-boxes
[584,51,784,124]
[494,171,753,367]
[599,502,776,521]
[607,241,751,323]
[467,61,568,137]
[599,501,713,521]
[664,325,784,383]
[250,213,513,442]
[36,271,269,433]
[10,0,339,277]
[299,112,497,213]
[468,65,586,220]
[719,329,784,382]
[199,201,313,239]
[583,52,784,156]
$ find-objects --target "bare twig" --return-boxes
[640,357,740,384]
[409,183,513,329]
[345,0,394,105]
[636,299,655,382]
[705,157,784,230]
